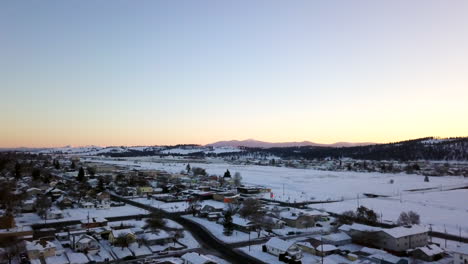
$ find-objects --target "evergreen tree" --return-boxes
[223,169,231,178]
[32,168,41,181]
[186,163,191,173]
[14,162,21,179]
[70,160,76,170]
[222,210,234,236]
[424,175,430,182]
[77,167,85,182]
[54,160,60,170]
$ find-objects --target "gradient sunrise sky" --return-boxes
[1,0,467,148]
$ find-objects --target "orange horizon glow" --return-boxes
[2,1,468,149]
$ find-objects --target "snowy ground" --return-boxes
[312,189,468,237]
[88,158,468,202]
[130,197,227,213]
[238,244,322,264]
[182,215,267,243]
[87,157,468,238]
[15,204,149,226]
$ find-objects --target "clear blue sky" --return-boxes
[1,0,467,147]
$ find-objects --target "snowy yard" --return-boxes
[15,204,149,226]
[130,197,227,213]
[312,189,468,237]
[183,215,266,243]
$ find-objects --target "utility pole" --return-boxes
[429,224,433,243]
[321,236,324,264]
[357,194,360,209]
[444,225,447,248]
[249,231,251,251]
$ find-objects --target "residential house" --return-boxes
[96,191,110,203]
[296,242,315,254]
[139,230,174,245]
[322,232,352,246]
[56,196,73,209]
[279,209,316,229]
[411,244,444,261]
[74,234,100,253]
[109,229,136,244]
[451,245,468,264]
[26,188,42,198]
[81,217,108,229]
[26,240,56,259]
[81,202,95,209]
[137,186,153,196]
[340,223,428,252]
[46,209,64,220]
[199,205,223,217]
[367,253,408,264]
[378,225,428,252]
[315,244,338,257]
[181,252,217,264]
[66,252,89,264]
[213,192,239,203]
[231,216,255,233]
[265,237,303,259]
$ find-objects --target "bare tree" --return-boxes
[35,195,52,220]
[115,233,131,249]
[233,172,242,187]
[144,212,166,233]
[239,198,262,219]
[397,211,420,226]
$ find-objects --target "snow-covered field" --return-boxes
[87,157,468,238]
[312,189,468,237]
[90,157,468,202]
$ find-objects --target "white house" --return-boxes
[46,209,64,219]
[452,245,468,264]
[265,237,303,259]
[81,202,95,209]
[322,232,352,246]
[181,252,217,264]
[74,234,100,253]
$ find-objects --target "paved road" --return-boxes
[111,194,265,264]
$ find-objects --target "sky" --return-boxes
[1,0,468,148]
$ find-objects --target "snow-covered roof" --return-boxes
[382,225,428,238]
[340,223,381,233]
[415,244,444,256]
[232,216,253,227]
[323,232,351,242]
[297,241,314,248]
[45,254,69,264]
[26,240,56,251]
[76,234,97,244]
[265,237,297,252]
[316,244,338,252]
[181,252,216,264]
[111,228,134,237]
[141,230,171,241]
[66,253,89,264]
[369,252,403,264]
[128,242,152,256]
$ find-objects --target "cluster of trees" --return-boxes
[244,137,468,161]
[222,198,272,237]
[339,206,378,225]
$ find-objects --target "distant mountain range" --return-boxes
[206,139,375,148]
